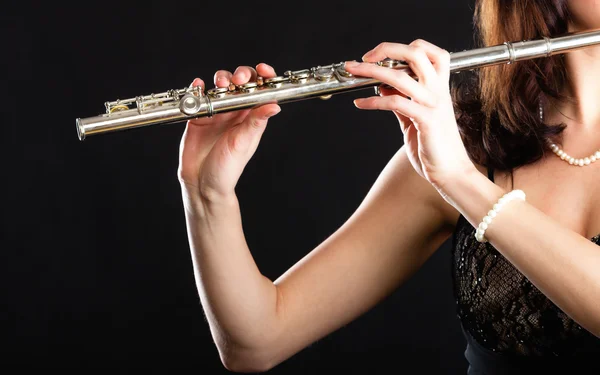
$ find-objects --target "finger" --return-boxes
[244,104,281,134]
[189,77,205,90]
[186,78,208,127]
[379,84,404,97]
[409,39,451,80]
[214,70,233,88]
[361,42,437,85]
[188,77,236,126]
[353,95,427,128]
[378,86,413,133]
[345,61,437,107]
[228,103,281,155]
[256,63,277,78]
[231,66,257,85]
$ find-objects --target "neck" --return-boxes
[550,25,600,130]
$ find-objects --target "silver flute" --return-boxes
[76,28,600,141]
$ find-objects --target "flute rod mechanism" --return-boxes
[75,28,600,141]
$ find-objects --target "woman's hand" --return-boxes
[178,63,281,205]
[343,39,476,196]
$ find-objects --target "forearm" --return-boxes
[442,169,600,337]
[181,188,280,352]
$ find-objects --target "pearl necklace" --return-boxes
[540,103,600,166]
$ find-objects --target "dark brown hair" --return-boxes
[452,0,572,175]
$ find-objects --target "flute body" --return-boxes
[75,29,600,140]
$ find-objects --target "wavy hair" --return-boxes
[452,0,573,177]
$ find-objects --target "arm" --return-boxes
[442,168,600,338]
[182,145,457,372]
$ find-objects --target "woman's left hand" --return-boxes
[343,39,476,197]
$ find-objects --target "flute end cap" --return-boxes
[76,118,85,141]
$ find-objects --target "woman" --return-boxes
[177,0,600,373]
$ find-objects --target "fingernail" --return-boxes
[345,61,359,68]
[353,99,361,108]
[361,51,372,61]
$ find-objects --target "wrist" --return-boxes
[433,165,480,204]
[444,169,507,228]
[181,183,239,218]
[437,167,507,228]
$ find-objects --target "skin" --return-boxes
[178,0,600,371]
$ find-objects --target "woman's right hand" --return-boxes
[178,63,281,205]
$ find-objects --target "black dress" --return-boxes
[450,165,600,374]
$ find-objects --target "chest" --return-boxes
[493,157,600,240]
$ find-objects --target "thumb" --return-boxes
[229,103,281,156]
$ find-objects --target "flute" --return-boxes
[75,28,600,141]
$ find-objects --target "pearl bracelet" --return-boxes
[475,189,526,243]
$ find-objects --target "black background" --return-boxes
[3,0,478,373]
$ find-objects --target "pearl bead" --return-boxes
[474,189,526,243]
[543,106,599,167]
[548,142,600,167]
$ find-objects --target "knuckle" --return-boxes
[413,48,427,60]
[390,95,404,110]
[248,116,266,131]
[377,42,391,51]
[405,45,419,58]
[227,131,245,153]
[410,38,426,47]
[427,94,439,108]
[412,113,424,125]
